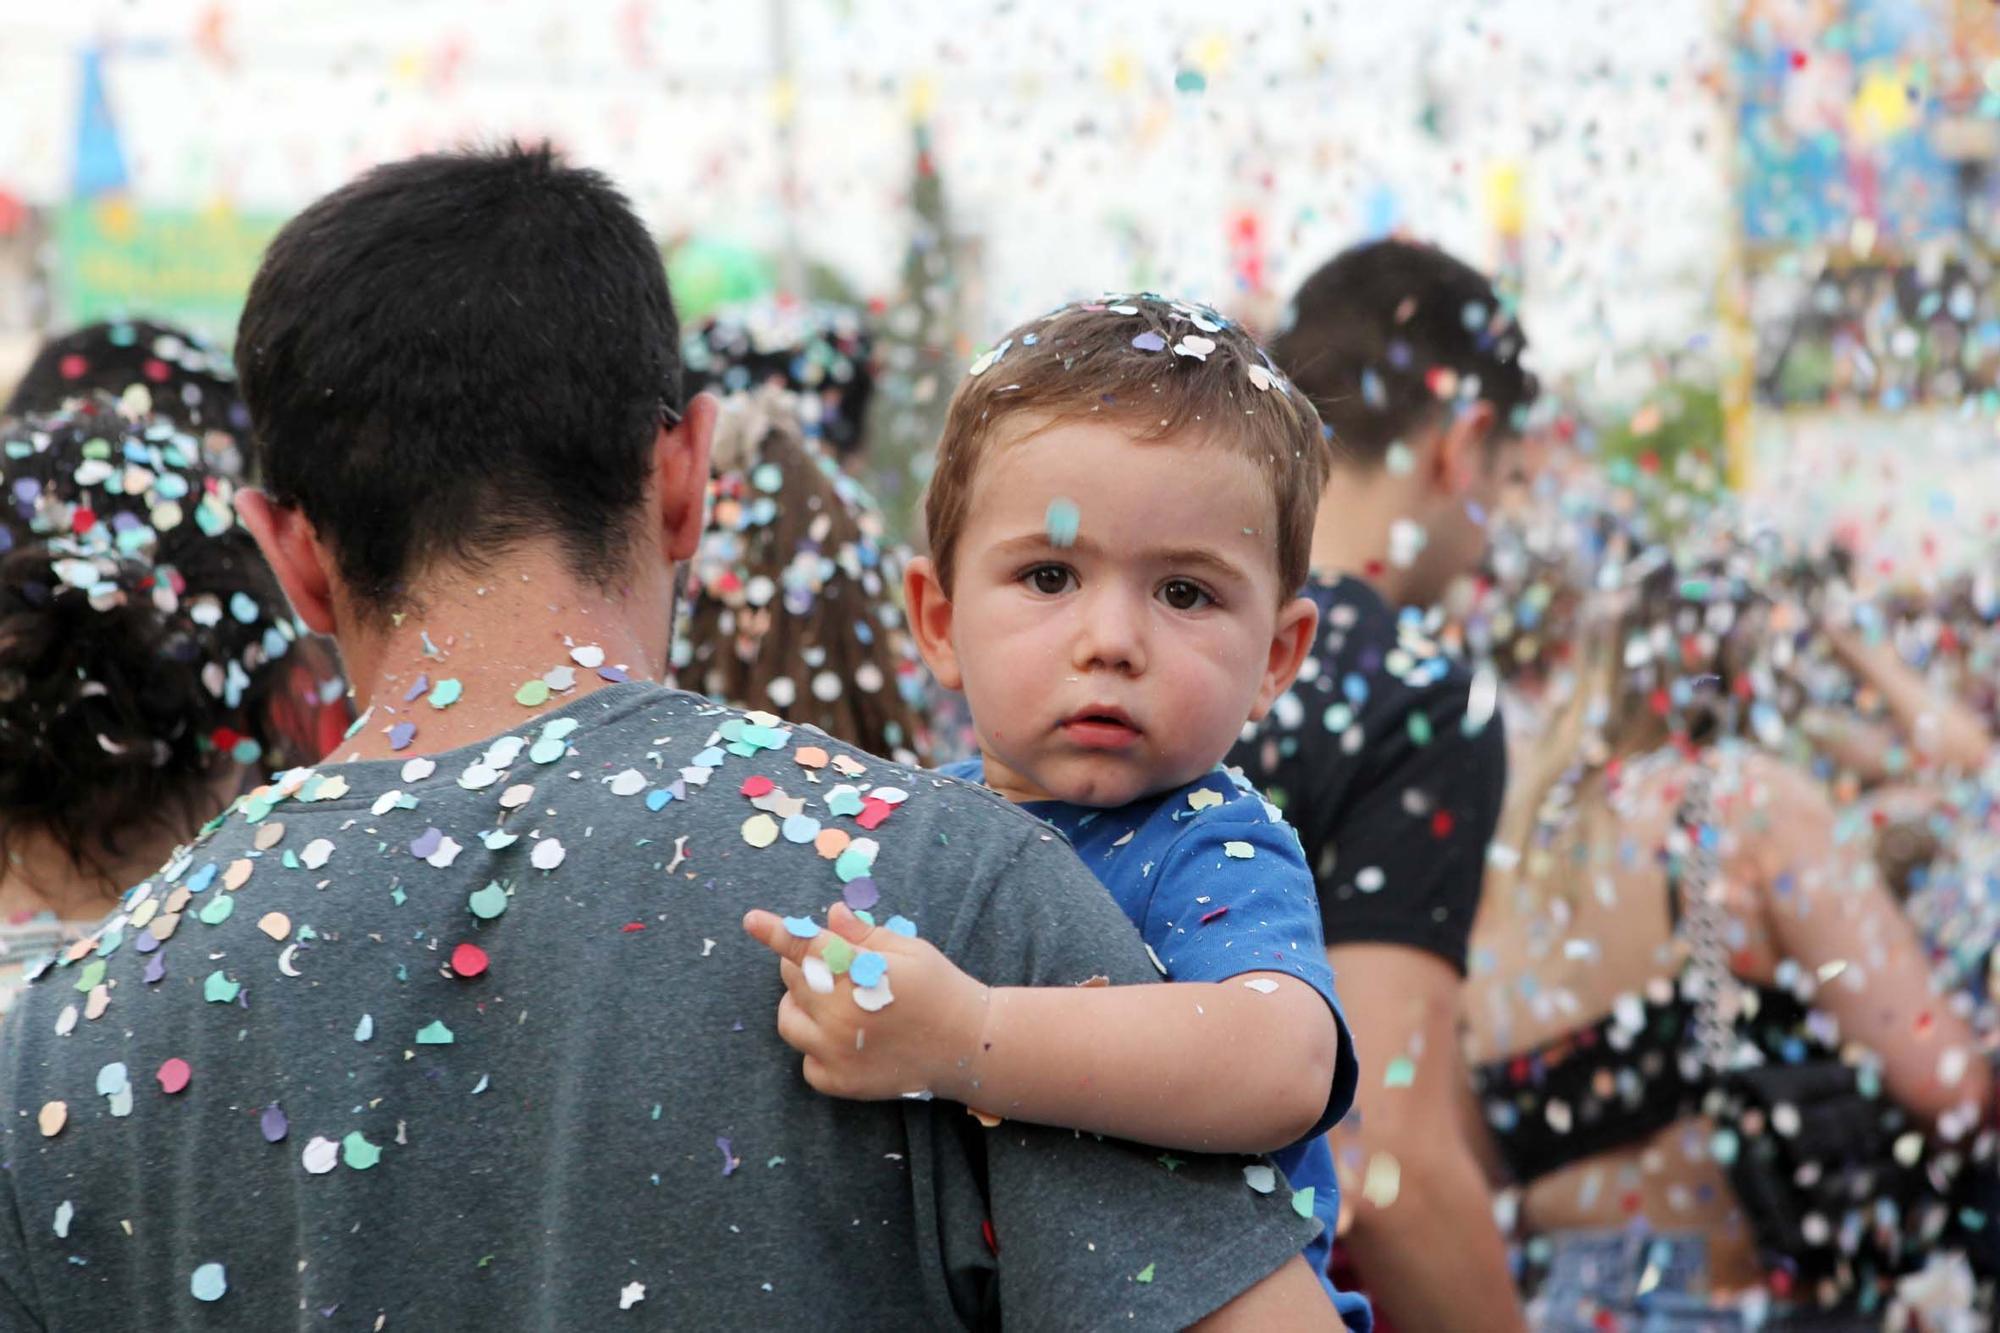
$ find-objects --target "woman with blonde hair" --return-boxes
[1461,550,1991,1327]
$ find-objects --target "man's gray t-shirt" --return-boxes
[0,684,1311,1330]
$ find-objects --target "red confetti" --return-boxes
[157,1058,192,1095]
[142,358,172,383]
[1430,811,1455,839]
[740,776,775,799]
[58,354,87,379]
[1199,907,1230,925]
[1788,49,1808,70]
[981,1218,999,1256]
[70,508,96,534]
[620,922,647,934]
[450,942,489,978]
[856,798,894,830]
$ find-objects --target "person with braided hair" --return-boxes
[0,395,328,1013]
[1461,552,1990,1325]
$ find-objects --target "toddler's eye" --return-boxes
[1160,579,1213,611]
[1025,565,1074,596]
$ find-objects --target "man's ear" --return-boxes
[903,556,963,692]
[657,392,720,562]
[1428,400,1497,497]
[235,489,338,636]
[1249,595,1319,722]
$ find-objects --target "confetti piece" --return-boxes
[1362,1151,1401,1208]
[301,838,334,870]
[1243,1164,1276,1194]
[1044,497,1081,547]
[1135,1262,1156,1284]
[795,746,829,769]
[1384,1057,1416,1088]
[610,769,647,797]
[619,1282,646,1310]
[355,1014,374,1042]
[849,952,888,988]
[515,680,551,708]
[190,1262,228,1303]
[1242,978,1280,994]
[530,839,566,871]
[1222,841,1253,859]
[428,678,463,709]
[802,957,835,994]
[469,883,509,920]
[257,912,291,942]
[450,943,489,978]
[342,1131,382,1170]
[570,644,606,669]
[260,1104,289,1143]
[53,1201,73,1239]
[853,980,895,1012]
[415,1020,455,1045]
[203,971,241,1004]
[821,937,856,975]
[197,893,235,926]
[400,757,437,783]
[842,877,880,911]
[157,1058,191,1094]
[782,916,820,939]
[1187,789,1223,812]
[885,916,917,938]
[38,1101,66,1137]
[302,1137,339,1174]
[1291,1186,1315,1219]
[389,722,417,751]
[742,814,780,848]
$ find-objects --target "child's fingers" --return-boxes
[824,902,881,948]
[775,991,821,1055]
[742,909,823,967]
[776,957,812,998]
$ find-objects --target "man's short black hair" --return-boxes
[236,141,680,613]
[1273,239,1537,468]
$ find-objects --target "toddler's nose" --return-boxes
[1071,589,1147,675]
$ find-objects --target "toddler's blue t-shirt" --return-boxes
[943,758,1369,1330]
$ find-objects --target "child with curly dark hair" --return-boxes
[0,395,335,1012]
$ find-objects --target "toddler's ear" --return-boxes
[903,557,965,692]
[1249,596,1318,723]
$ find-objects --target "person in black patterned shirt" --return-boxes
[1228,238,1543,1330]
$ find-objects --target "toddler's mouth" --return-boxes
[1058,707,1143,750]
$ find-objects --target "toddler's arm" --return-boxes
[744,904,1340,1154]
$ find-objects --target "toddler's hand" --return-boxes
[742,903,990,1103]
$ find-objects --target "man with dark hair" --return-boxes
[0,144,1326,1329]
[1229,238,1542,1330]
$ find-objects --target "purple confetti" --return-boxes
[260,1103,289,1143]
[389,721,417,751]
[598,665,630,683]
[143,953,166,984]
[403,674,430,704]
[717,1136,738,1177]
[842,877,881,912]
[1131,331,1167,352]
[134,932,160,956]
[409,827,444,860]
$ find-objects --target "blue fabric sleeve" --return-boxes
[1145,809,1359,1139]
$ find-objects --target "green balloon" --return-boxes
[666,237,775,323]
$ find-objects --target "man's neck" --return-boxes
[1307,466,1420,607]
[325,550,673,765]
